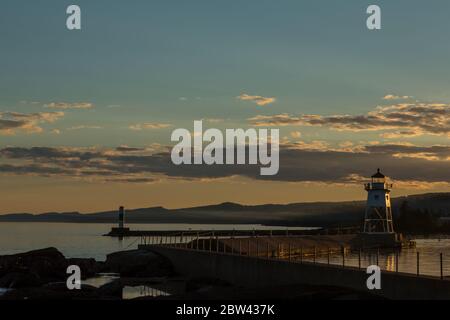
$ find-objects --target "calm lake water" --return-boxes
[0,222,449,278]
[0,222,310,260]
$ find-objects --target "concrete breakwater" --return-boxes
[143,245,450,300]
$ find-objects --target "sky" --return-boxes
[1,0,449,213]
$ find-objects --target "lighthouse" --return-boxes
[118,206,125,229]
[363,169,394,234]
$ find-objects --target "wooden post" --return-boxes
[196,233,199,250]
[417,252,420,276]
[231,237,234,255]
[327,248,330,265]
[216,236,219,253]
[358,249,361,269]
[209,235,212,252]
[267,242,270,259]
[440,253,443,280]
[288,243,292,261]
[395,251,399,273]
[313,246,316,264]
[248,239,251,257]
[376,249,379,266]
[342,247,345,268]
[239,239,242,256]
[256,238,259,257]
[299,247,302,264]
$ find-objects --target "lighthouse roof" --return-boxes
[371,168,385,178]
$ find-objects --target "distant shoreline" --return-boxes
[0,192,448,231]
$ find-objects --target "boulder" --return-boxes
[0,272,41,288]
[0,247,68,282]
[96,279,123,299]
[105,250,173,277]
[67,258,102,279]
[0,284,100,300]
[186,277,231,293]
[43,281,97,293]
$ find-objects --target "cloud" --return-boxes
[0,111,64,135]
[290,131,302,139]
[115,145,145,152]
[67,125,103,131]
[0,143,448,189]
[248,102,450,137]
[237,93,276,106]
[383,94,412,100]
[129,123,172,130]
[19,100,41,105]
[379,131,421,139]
[44,102,94,110]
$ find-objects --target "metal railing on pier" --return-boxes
[138,231,449,280]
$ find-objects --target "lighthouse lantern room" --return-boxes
[363,169,394,234]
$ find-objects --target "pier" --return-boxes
[138,236,450,300]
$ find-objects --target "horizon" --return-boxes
[1,0,449,213]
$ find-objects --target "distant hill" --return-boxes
[0,193,449,227]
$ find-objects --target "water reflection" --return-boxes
[301,239,450,278]
[385,255,395,272]
[122,285,170,299]
[83,273,120,288]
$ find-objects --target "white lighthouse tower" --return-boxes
[363,169,394,234]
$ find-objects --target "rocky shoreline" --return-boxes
[0,247,381,300]
[0,247,175,300]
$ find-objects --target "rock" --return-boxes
[0,272,41,288]
[0,283,100,300]
[105,250,173,277]
[43,282,97,292]
[186,277,231,293]
[96,279,123,298]
[0,282,103,300]
[0,287,66,300]
[0,248,68,282]
[67,258,102,278]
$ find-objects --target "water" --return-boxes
[0,222,312,260]
[0,288,11,296]
[1,222,449,278]
[83,273,120,288]
[302,239,450,278]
